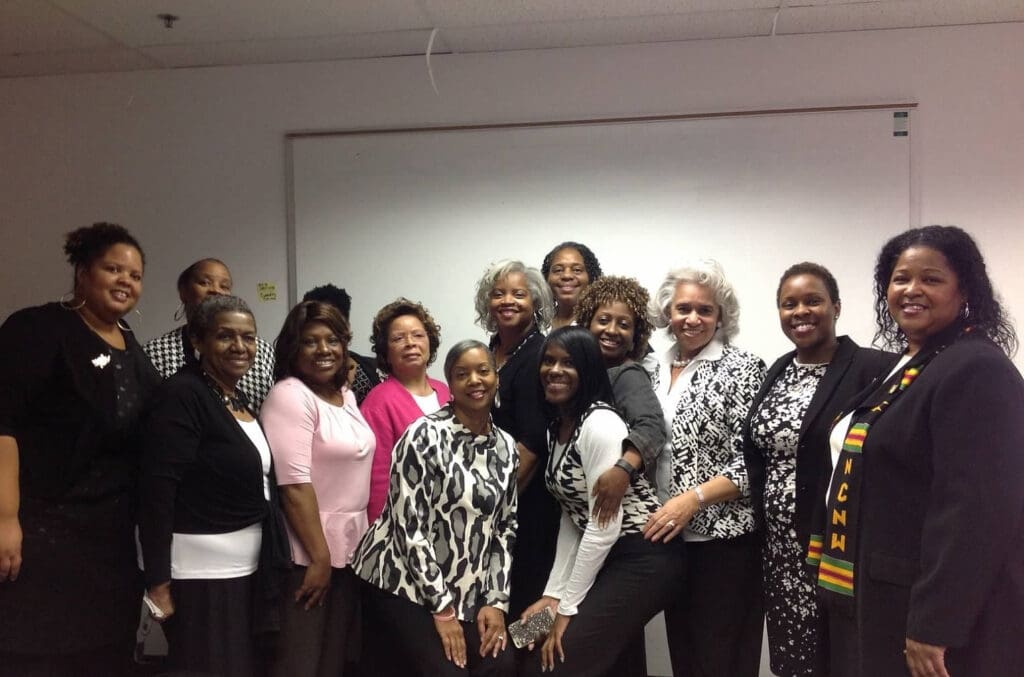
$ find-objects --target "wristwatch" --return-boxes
[613,458,639,482]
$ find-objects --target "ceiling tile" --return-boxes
[0,47,157,78]
[47,0,431,46]
[0,0,116,54]
[420,0,781,28]
[442,9,776,53]
[778,0,1024,34]
[139,29,445,68]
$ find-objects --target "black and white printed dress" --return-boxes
[748,359,827,677]
[351,404,518,620]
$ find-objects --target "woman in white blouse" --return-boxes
[352,340,518,676]
[520,327,682,675]
[261,301,376,677]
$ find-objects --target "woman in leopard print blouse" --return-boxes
[519,327,683,676]
[352,340,518,676]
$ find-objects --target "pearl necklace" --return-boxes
[671,356,694,369]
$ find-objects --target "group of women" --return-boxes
[0,224,1021,677]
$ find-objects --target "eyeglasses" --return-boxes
[389,331,428,345]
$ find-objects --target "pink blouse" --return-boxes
[359,376,450,522]
[261,377,375,568]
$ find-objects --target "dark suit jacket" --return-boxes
[843,333,1024,676]
[743,336,895,547]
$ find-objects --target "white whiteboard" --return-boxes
[289,108,912,370]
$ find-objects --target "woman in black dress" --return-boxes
[472,260,554,622]
[0,223,160,675]
[743,262,894,676]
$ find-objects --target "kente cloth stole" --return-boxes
[806,338,950,601]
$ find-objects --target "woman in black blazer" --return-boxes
[811,226,1023,677]
[744,262,895,677]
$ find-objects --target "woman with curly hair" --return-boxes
[573,276,667,676]
[643,259,767,677]
[541,242,603,330]
[574,276,666,526]
[0,223,160,674]
[811,226,1023,677]
[360,298,449,524]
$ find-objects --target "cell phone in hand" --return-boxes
[508,606,555,649]
[142,591,166,620]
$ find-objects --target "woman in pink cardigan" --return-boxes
[261,300,376,676]
[360,298,450,523]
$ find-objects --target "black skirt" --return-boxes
[162,574,261,677]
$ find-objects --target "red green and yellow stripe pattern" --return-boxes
[806,534,823,566]
[817,554,855,596]
[841,422,869,454]
[899,367,920,390]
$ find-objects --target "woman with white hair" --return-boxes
[642,259,767,677]
[472,260,555,624]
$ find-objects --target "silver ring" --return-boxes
[666,520,676,528]
[498,634,505,639]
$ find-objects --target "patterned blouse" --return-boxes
[656,342,766,540]
[543,404,661,615]
[351,404,518,621]
[144,325,276,411]
[749,360,828,533]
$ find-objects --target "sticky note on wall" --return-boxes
[257,282,278,302]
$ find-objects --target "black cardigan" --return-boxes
[0,302,160,653]
[743,336,896,546]
[138,365,288,588]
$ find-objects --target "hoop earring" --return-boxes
[173,303,186,322]
[117,319,133,332]
[59,292,85,311]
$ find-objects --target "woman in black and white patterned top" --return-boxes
[519,327,683,676]
[743,263,894,677]
[643,260,767,677]
[352,340,518,676]
[143,258,275,410]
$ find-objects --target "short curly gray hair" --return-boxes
[473,260,554,334]
[188,295,255,341]
[648,259,740,344]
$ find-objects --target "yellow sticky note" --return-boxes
[257,282,277,302]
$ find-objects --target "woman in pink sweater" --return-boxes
[359,298,450,523]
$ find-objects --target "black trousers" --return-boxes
[360,582,516,677]
[519,533,684,677]
[665,532,763,677]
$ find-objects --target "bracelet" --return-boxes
[432,608,457,622]
[693,485,706,511]
[613,458,638,482]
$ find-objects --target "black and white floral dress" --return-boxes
[749,359,827,677]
